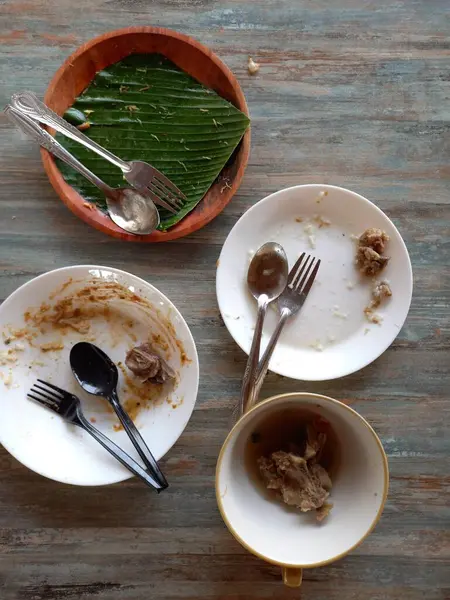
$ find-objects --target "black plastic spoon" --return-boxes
[70,341,168,491]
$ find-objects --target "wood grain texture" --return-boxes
[0,0,449,598]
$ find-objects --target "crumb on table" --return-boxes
[247,56,260,75]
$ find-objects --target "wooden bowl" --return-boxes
[42,26,250,242]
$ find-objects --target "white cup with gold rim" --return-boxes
[215,392,389,587]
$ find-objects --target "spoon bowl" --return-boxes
[70,342,118,397]
[247,242,289,302]
[107,188,160,235]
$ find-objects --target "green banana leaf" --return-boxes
[56,53,250,230]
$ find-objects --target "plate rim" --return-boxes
[216,183,413,381]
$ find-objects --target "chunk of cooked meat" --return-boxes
[371,281,392,308]
[125,342,175,384]
[364,280,393,323]
[356,246,390,276]
[125,343,160,378]
[359,228,390,254]
[356,228,390,276]
[316,502,333,522]
[304,423,327,462]
[258,451,331,512]
[309,463,332,491]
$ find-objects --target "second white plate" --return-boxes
[216,184,412,381]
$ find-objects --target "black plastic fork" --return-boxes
[28,379,165,492]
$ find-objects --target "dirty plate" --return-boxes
[0,265,199,486]
[216,184,412,381]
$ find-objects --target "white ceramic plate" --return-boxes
[216,184,412,381]
[0,265,199,486]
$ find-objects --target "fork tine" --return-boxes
[148,178,184,209]
[31,386,61,405]
[153,181,185,207]
[34,383,61,401]
[300,259,321,296]
[294,256,316,291]
[294,256,315,291]
[153,169,187,201]
[36,379,64,393]
[145,187,177,214]
[287,252,306,285]
[37,378,66,396]
[150,174,185,203]
[291,255,312,289]
[27,391,58,410]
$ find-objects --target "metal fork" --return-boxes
[248,252,321,409]
[11,91,186,214]
[28,379,166,491]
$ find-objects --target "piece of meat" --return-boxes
[310,463,332,491]
[371,281,392,308]
[125,343,160,378]
[359,228,390,254]
[304,424,327,462]
[149,354,176,384]
[258,456,282,489]
[356,228,390,276]
[258,451,330,513]
[316,502,333,522]
[364,280,393,323]
[356,246,390,276]
[125,342,175,384]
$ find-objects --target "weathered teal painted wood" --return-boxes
[0,1,449,598]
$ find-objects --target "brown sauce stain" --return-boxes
[2,277,187,428]
[115,362,172,430]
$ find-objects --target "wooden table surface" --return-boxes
[0,1,449,598]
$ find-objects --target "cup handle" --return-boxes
[282,567,303,587]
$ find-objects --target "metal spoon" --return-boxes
[239,242,288,417]
[11,91,185,213]
[4,105,160,236]
[70,342,168,491]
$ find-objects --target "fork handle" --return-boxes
[250,308,291,405]
[11,91,129,172]
[77,413,165,491]
[109,391,168,489]
[240,294,269,416]
[4,105,115,197]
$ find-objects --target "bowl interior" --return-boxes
[42,27,250,242]
[217,393,388,568]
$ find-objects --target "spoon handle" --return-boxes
[239,294,269,416]
[4,105,115,197]
[77,412,165,491]
[10,91,129,171]
[109,391,169,490]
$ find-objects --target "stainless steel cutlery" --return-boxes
[243,248,320,413]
